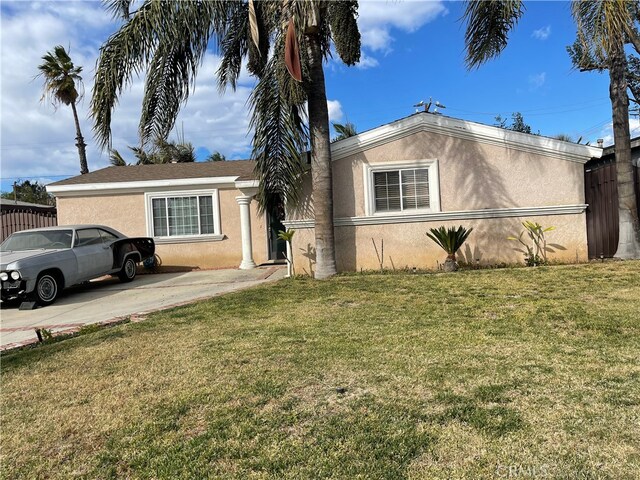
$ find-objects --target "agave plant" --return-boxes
[426,225,473,272]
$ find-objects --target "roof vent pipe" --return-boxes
[597,139,604,148]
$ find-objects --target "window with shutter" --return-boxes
[373,167,431,213]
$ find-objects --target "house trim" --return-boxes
[283,204,588,229]
[330,114,602,164]
[47,176,241,196]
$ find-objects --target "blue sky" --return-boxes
[0,1,632,194]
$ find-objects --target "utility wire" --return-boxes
[0,174,76,181]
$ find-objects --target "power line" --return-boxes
[575,118,613,138]
[0,174,76,181]
[445,97,610,118]
[0,140,77,149]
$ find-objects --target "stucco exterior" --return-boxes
[286,113,600,273]
[55,187,269,270]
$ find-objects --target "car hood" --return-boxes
[0,249,64,270]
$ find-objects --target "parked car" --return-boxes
[0,225,155,306]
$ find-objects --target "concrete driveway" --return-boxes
[0,266,285,350]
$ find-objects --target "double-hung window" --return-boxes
[147,191,220,239]
[366,161,439,216]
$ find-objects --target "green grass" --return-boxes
[2,261,639,479]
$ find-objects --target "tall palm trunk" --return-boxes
[305,32,337,279]
[609,39,640,258]
[71,101,89,174]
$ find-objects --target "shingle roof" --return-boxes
[48,160,256,186]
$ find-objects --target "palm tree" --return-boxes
[91,1,361,279]
[553,133,574,143]
[109,137,196,165]
[571,1,640,258]
[37,45,89,175]
[332,121,357,142]
[206,151,226,162]
[462,0,640,259]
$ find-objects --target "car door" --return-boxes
[73,228,114,280]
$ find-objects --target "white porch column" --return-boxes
[236,195,256,269]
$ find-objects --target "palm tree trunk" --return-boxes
[305,32,337,279]
[610,39,640,259]
[71,101,89,174]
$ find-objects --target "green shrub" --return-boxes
[508,221,555,266]
[426,225,473,272]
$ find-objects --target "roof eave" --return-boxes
[46,176,242,197]
[330,113,603,164]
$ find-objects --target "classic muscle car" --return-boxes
[0,225,155,306]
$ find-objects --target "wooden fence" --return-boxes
[1,204,57,242]
[585,161,640,258]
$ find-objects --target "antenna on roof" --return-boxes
[413,97,446,114]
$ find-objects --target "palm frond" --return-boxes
[217,3,249,92]
[571,0,635,64]
[128,145,151,165]
[249,49,308,212]
[332,121,357,141]
[91,1,230,148]
[247,0,271,77]
[104,0,133,19]
[109,149,127,166]
[138,36,199,144]
[462,0,525,69]
[206,151,226,162]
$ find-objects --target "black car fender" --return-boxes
[110,238,155,270]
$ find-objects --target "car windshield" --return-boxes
[0,230,73,252]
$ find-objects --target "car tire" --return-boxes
[118,257,137,283]
[34,273,59,306]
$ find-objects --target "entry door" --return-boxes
[267,202,287,260]
[73,228,113,279]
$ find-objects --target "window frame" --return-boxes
[364,160,440,216]
[144,190,223,243]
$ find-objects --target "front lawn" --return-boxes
[2,262,639,479]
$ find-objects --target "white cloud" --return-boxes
[356,51,380,69]
[357,0,447,53]
[327,100,344,123]
[528,72,546,89]
[598,118,640,147]
[532,25,551,41]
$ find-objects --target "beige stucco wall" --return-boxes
[289,130,589,273]
[331,131,585,217]
[56,189,269,269]
[291,214,587,275]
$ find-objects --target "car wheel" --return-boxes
[34,273,59,306]
[118,257,137,283]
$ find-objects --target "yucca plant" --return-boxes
[426,225,473,272]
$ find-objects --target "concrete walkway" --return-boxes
[0,266,285,350]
